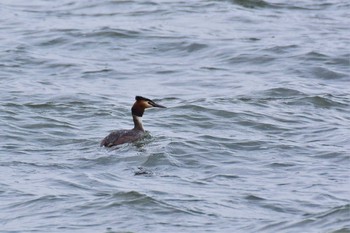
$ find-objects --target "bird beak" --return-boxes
[150,101,166,108]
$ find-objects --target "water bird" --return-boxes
[101,96,166,147]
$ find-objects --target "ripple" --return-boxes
[228,0,272,9]
[8,195,64,209]
[100,190,155,207]
[261,87,306,99]
[83,27,141,39]
[264,204,350,232]
[155,41,209,54]
[287,95,349,108]
[245,195,266,201]
[36,36,68,47]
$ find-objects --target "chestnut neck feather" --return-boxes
[131,102,145,131]
[131,104,144,117]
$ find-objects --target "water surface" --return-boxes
[0,0,349,232]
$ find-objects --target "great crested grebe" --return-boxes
[100,96,166,147]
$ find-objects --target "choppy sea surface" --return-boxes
[0,0,349,232]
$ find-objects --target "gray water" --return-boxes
[0,0,349,232]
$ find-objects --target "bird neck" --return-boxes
[132,115,144,131]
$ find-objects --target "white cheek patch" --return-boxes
[143,101,153,108]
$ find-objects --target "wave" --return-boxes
[261,204,350,232]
